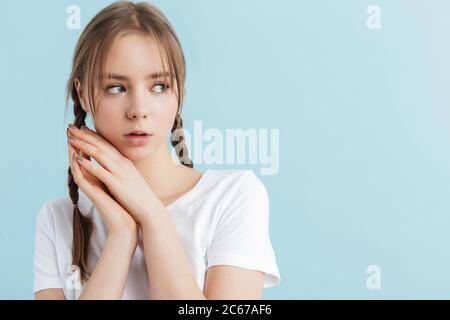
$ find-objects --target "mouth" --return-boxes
[124,130,152,137]
[124,131,152,146]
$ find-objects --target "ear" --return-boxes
[74,78,90,113]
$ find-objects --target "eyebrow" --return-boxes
[101,71,171,81]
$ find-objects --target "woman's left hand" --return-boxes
[68,124,155,224]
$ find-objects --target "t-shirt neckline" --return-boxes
[165,168,211,210]
[80,169,211,212]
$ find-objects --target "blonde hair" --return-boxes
[64,0,192,283]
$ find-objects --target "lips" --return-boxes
[125,130,151,136]
[124,132,152,146]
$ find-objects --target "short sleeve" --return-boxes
[206,170,281,288]
[33,202,63,295]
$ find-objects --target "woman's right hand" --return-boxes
[68,129,138,240]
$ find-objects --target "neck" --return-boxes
[131,142,185,200]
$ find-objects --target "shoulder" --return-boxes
[208,169,268,199]
[205,169,269,216]
[206,169,266,189]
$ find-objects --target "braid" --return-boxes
[67,98,93,284]
[170,112,193,168]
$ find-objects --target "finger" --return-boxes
[70,150,91,192]
[68,136,97,186]
[82,126,117,152]
[68,133,73,169]
[68,125,121,159]
[67,129,113,207]
[68,133,118,175]
[75,153,113,188]
[70,156,122,220]
[70,150,110,207]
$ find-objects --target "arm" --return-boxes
[140,199,265,300]
[140,201,206,300]
[34,227,137,300]
[35,289,66,300]
[203,266,264,300]
[78,228,137,300]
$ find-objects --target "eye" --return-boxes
[153,82,171,94]
[105,84,126,94]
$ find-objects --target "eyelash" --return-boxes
[105,82,171,94]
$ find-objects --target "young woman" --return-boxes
[33,1,281,300]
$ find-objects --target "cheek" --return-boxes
[152,96,179,136]
[91,100,122,139]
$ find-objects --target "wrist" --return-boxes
[108,226,138,246]
[137,197,166,229]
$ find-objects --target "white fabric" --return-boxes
[33,169,281,299]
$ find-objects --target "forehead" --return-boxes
[104,32,168,77]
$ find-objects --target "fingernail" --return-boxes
[69,124,79,131]
[66,127,69,137]
[72,152,76,162]
[77,150,83,161]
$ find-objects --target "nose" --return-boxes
[128,110,148,119]
[126,89,150,120]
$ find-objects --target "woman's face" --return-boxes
[76,32,179,161]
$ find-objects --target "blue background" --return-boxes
[1,0,450,299]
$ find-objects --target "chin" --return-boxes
[119,146,156,162]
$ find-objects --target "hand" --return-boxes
[67,127,138,238]
[67,124,156,224]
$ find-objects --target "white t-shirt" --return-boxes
[33,169,281,299]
